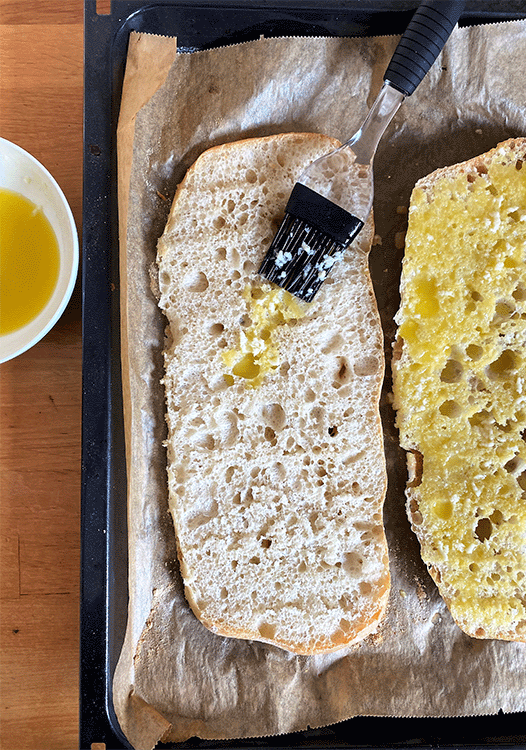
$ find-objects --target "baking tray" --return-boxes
[80,1,526,748]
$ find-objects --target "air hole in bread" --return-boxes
[493,300,515,321]
[439,400,462,418]
[209,323,224,336]
[244,488,255,506]
[258,622,276,640]
[475,517,492,542]
[490,509,504,525]
[406,497,422,526]
[339,618,352,633]
[433,499,453,521]
[353,356,378,377]
[304,388,316,403]
[261,402,286,431]
[321,332,344,354]
[213,216,226,230]
[440,359,463,383]
[466,344,484,360]
[360,581,372,595]
[504,455,524,475]
[228,247,240,267]
[264,427,277,445]
[332,356,351,386]
[183,270,209,292]
[343,552,363,575]
[260,538,272,549]
[328,426,338,437]
[516,471,526,491]
[195,433,215,450]
[226,199,235,212]
[160,270,171,290]
[215,247,227,260]
[487,349,518,379]
[310,405,324,427]
[513,283,526,302]
[468,410,491,428]
[285,436,295,451]
[249,556,261,564]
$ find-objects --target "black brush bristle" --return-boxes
[258,215,346,303]
[258,184,364,302]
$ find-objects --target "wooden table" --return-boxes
[0,2,90,748]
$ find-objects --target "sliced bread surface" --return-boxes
[156,132,389,654]
[392,138,526,641]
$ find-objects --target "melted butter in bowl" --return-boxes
[0,187,60,335]
[222,283,308,387]
[0,137,78,363]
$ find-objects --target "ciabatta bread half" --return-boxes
[156,132,389,654]
[392,138,526,641]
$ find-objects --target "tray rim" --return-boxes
[80,2,526,748]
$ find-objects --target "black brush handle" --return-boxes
[384,0,465,96]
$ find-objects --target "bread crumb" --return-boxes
[395,231,406,250]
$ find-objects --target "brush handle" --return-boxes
[384,0,464,96]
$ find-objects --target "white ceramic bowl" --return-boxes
[0,137,79,364]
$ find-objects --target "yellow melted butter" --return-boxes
[0,187,60,335]
[222,283,307,387]
[393,156,526,634]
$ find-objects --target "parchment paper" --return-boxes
[113,21,526,750]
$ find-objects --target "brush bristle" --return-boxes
[259,214,349,302]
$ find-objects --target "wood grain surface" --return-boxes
[0,1,85,748]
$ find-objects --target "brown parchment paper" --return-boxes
[113,21,526,750]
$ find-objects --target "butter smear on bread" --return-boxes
[392,138,526,641]
[222,283,307,387]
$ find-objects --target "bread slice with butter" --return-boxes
[392,138,526,641]
[156,132,389,654]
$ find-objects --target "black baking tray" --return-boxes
[80,2,526,748]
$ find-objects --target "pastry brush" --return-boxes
[258,0,465,302]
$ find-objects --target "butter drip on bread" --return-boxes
[392,138,526,641]
[156,133,389,654]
